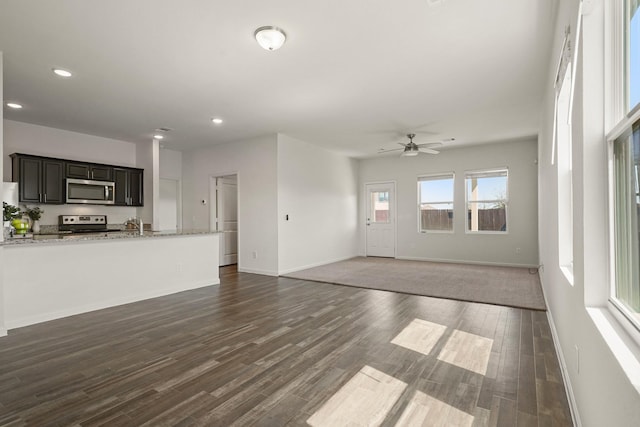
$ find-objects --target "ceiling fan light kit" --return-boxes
[401,146,420,156]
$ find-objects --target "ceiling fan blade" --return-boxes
[377,147,404,154]
[419,148,440,155]
[415,142,443,148]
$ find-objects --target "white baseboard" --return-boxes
[5,279,219,331]
[278,255,357,276]
[0,327,6,337]
[238,267,279,277]
[539,275,581,427]
[395,255,539,269]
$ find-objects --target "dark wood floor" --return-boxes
[0,266,572,426]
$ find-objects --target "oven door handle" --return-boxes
[105,185,109,200]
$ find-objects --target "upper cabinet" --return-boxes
[113,168,144,206]
[11,155,65,204]
[66,162,113,181]
[10,153,143,206]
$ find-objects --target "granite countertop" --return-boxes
[2,229,219,246]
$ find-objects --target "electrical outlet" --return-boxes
[252,251,258,259]
[515,247,521,254]
[177,262,183,272]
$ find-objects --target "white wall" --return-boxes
[182,135,279,275]
[359,139,538,267]
[159,148,182,180]
[0,52,6,336]
[3,120,138,225]
[159,148,183,230]
[538,1,640,426]
[3,234,219,329]
[277,134,359,274]
[136,140,159,229]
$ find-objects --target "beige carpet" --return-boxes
[283,257,546,311]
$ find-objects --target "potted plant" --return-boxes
[3,202,22,238]
[23,205,44,233]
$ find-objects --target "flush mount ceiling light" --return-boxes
[211,117,223,125]
[52,68,72,77]
[153,134,164,140]
[6,102,23,109]
[254,26,286,51]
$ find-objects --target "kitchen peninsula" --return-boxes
[2,230,220,330]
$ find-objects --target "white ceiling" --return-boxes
[0,0,557,157]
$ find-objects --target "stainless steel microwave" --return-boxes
[66,178,115,204]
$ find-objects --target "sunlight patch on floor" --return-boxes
[306,365,407,427]
[390,318,447,356]
[437,329,493,375]
[395,390,475,427]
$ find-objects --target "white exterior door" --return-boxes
[210,175,238,266]
[365,182,395,257]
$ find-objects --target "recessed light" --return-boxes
[211,118,223,125]
[153,134,164,140]
[52,68,72,77]
[6,102,23,109]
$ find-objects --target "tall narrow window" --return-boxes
[418,174,454,232]
[465,169,508,233]
[628,0,640,111]
[612,121,640,325]
[557,60,574,279]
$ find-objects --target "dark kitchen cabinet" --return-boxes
[114,168,144,206]
[11,155,65,204]
[66,162,113,181]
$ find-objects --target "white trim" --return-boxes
[395,255,538,269]
[277,255,357,276]
[587,306,640,395]
[539,274,581,427]
[237,267,279,276]
[0,328,6,338]
[5,280,219,330]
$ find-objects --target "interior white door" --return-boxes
[217,176,238,266]
[159,179,178,231]
[365,182,395,257]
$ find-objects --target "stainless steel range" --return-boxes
[58,215,110,233]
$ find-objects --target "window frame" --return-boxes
[464,168,509,235]
[417,172,455,234]
[606,0,640,335]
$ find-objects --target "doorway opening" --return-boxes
[209,174,238,266]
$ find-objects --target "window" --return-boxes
[628,0,640,111]
[608,0,640,329]
[611,121,640,325]
[555,28,575,279]
[465,169,508,233]
[370,190,390,223]
[418,174,454,232]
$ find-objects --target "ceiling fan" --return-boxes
[378,133,455,157]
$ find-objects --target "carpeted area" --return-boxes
[283,257,546,311]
